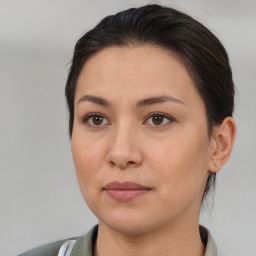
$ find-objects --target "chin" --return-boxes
[102,220,152,236]
[97,210,167,236]
[94,209,142,234]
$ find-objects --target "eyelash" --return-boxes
[81,112,109,128]
[144,112,175,127]
[81,112,175,128]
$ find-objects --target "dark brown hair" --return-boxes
[65,4,235,202]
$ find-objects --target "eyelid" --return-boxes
[81,111,175,128]
[143,112,175,126]
[81,112,111,127]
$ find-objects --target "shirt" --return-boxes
[19,225,217,256]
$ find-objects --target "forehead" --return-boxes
[75,46,203,107]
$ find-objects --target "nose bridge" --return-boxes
[107,117,142,168]
[113,118,134,146]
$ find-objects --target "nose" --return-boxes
[106,122,143,169]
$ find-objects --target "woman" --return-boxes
[20,4,236,256]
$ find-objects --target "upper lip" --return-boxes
[104,181,151,190]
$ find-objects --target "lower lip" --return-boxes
[105,189,150,201]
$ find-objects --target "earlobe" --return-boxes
[208,117,236,173]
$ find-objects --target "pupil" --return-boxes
[93,116,103,125]
[153,116,163,125]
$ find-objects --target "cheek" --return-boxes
[148,127,210,201]
[71,131,106,194]
[71,136,106,217]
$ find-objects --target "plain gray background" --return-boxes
[0,0,255,255]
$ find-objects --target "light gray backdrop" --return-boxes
[0,0,255,255]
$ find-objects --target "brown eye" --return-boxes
[152,116,164,125]
[82,113,110,127]
[144,113,174,127]
[92,115,104,125]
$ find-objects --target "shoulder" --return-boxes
[18,237,79,256]
[18,226,98,256]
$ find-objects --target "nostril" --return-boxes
[109,160,136,168]
[110,161,116,166]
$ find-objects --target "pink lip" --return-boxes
[104,181,151,201]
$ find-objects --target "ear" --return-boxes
[208,117,236,173]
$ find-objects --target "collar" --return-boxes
[71,225,217,256]
[200,225,217,256]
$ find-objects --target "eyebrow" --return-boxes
[136,95,185,107]
[77,95,110,106]
[77,94,185,107]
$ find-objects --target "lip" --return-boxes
[103,181,151,201]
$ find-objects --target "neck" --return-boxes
[94,220,205,256]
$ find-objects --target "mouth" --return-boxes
[103,181,152,201]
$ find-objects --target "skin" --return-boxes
[71,46,236,256]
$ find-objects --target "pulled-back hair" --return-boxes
[65,4,235,202]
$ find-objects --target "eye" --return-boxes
[81,113,110,127]
[144,112,174,126]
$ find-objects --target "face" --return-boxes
[72,46,214,235]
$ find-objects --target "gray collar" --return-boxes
[71,225,217,256]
